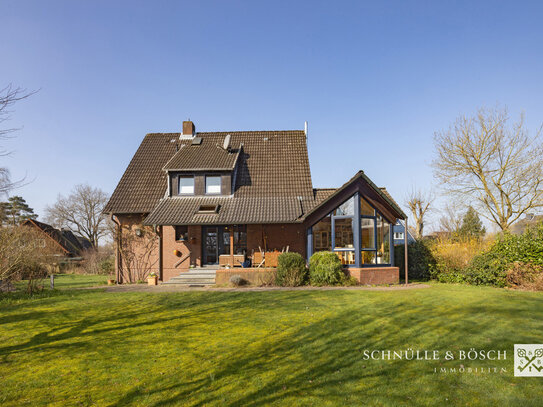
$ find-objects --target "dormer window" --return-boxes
[205,175,221,194]
[178,176,194,195]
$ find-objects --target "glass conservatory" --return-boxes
[306,192,394,267]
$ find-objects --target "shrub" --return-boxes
[506,262,543,291]
[229,274,248,287]
[340,274,359,286]
[394,239,436,281]
[461,223,543,287]
[82,249,115,275]
[428,237,490,283]
[276,252,307,287]
[309,251,343,286]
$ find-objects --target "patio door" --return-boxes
[202,226,231,265]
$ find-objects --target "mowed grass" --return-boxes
[0,279,542,406]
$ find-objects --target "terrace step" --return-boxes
[164,268,217,285]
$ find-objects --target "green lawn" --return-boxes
[15,273,110,291]
[0,279,542,406]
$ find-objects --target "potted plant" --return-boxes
[148,272,158,286]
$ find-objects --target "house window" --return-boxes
[376,215,390,264]
[178,176,194,195]
[205,175,221,194]
[394,232,404,240]
[361,218,375,249]
[312,214,331,252]
[361,197,374,216]
[309,193,393,267]
[233,225,247,255]
[334,218,354,249]
[333,196,355,216]
[175,225,188,241]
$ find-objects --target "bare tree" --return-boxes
[433,106,543,230]
[45,184,110,248]
[406,188,434,239]
[0,84,37,195]
[439,202,464,237]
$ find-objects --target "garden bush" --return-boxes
[394,239,436,281]
[506,262,543,291]
[276,252,307,286]
[229,275,248,287]
[309,251,343,286]
[461,223,543,287]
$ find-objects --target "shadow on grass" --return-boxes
[106,290,543,406]
[2,287,542,406]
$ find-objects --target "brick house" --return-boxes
[104,121,407,285]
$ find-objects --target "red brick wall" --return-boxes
[347,267,399,285]
[115,215,160,283]
[247,224,306,259]
[162,225,201,281]
[215,268,277,285]
[114,218,307,283]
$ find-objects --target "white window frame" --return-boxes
[205,175,221,195]
[178,176,194,195]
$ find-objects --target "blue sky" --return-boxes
[2,1,543,230]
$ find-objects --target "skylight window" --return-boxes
[197,205,219,214]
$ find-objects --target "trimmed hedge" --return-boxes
[309,251,343,285]
[276,252,307,286]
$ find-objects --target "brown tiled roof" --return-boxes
[379,188,403,215]
[143,196,305,225]
[314,188,336,204]
[105,130,314,216]
[302,171,407,220]
[104,134,179,213]
[106,127,406,225]
[163,136,241,171]
[23,219,91,256]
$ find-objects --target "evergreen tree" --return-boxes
[459,206,486,239]
[0,202,8,226]
[2,196,37,225]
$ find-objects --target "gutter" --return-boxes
[154,225,163,281]
[111,214,122,284]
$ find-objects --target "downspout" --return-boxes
[111,214,122,284]
[404,218,408,285]
[154,225,163,281]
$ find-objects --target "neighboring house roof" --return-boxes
[22,219,91,256]
[393,219,416,242]
[510,215,543,235]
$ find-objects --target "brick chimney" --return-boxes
[181,120,195,139]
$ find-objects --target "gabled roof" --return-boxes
[105,130,314,216]
[23,219,91,256]
[302,171,406,224]
[104,133,179,214]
